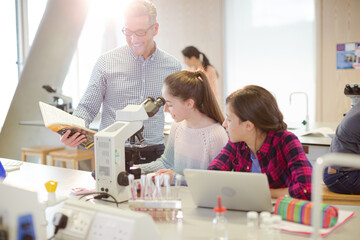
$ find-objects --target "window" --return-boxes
[2,0,130,132]
[62,0,130,107]
[224,0,315,128]
[0,1,19,132]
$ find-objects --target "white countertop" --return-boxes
[289,122,339,146]
[2,159,359,240]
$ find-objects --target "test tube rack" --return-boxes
[128,199,182,222]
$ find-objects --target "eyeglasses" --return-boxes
[122,24,155,37]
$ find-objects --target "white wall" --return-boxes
[154,0,224,103]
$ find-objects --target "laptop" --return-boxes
[184,169,273,212]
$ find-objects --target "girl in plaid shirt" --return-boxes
[208,85,312,200]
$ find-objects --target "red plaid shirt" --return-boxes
[208,130,312,200]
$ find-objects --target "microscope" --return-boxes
[344,84,360,110]
[94,97,165,202]
[42,85,73,113]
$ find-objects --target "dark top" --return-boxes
[330,101,360,171]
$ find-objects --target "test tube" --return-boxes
[174,174,182,200]
[163,174,170,200]
[140,174,146,200]
[146,174,153,200]
[128,174,137,200]
[155,175,162,200]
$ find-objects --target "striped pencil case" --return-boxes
[274,196,338,228]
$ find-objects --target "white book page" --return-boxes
[301,127,335,138]
[273,210,354,237]
[39,101,85,127]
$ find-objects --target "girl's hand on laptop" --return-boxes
[155,168,175,182]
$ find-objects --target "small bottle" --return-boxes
[271,215,282,240]
[259,211,271,228]
[246,211,258,240]
[261,216,274,240]
[212,196,228,240]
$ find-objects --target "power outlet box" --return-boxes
[17,214,35,240]
[87,213,134,240]
[58,207,95,239]
[57,200,159,240]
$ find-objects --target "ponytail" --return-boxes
[200,52,210,70]
[164,70,224,124]
[182,46,212,71]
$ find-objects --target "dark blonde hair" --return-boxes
[226,85,287,132]
[123,0,157,24]
[164,70,224,124]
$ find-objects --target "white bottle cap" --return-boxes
[260,211,271,219]
[247,211,258,220]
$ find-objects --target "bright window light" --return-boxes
[225,0,315,128]
[0,1,18,132]
[62,0,131,107]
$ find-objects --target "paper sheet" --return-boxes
[273,210,354,237]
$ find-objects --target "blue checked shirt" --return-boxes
[73,45,181,145]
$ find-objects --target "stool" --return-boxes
[21,145,65,165]
[48,149,95,171]
[322,184,360,206]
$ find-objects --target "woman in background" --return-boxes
[208,85,312,200]
[182,46,218,99]
[139,70,228,185]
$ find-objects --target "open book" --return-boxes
[39,101,96,149]
[300,127,335,138]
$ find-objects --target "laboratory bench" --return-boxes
[20,118,338,158]
[19,119,337,170]
[2,159,359,240]
[166,121,338,164]
[288,122,339,164]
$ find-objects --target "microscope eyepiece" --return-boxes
[155,96,166,106]
[142,96,166,117]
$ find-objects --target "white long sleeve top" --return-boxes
[139,121,228,184]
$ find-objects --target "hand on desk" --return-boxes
[270,187,289,199]
[60,130,87,148]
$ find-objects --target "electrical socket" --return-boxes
[17,214,35,240]
[60,208,95,239]
[57,200,160,239]
[87,213,134,240]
